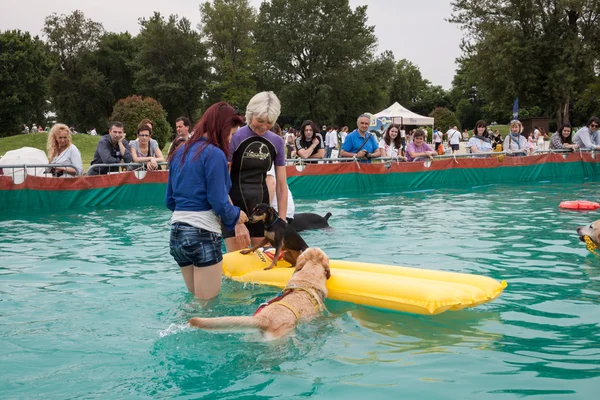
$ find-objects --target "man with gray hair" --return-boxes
[340,114,381,161]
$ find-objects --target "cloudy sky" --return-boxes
[0,0,463,88]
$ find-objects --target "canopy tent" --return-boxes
[372,102,434,127]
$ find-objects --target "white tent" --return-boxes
[373,102,434,126]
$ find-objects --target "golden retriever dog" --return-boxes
[188,248,331,339]
[577,220,600,250]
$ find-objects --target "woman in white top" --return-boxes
[266,164,295,222]
[467,120,493,156]
[130,124,165,170]
[46,123,83,177]
[378,123,406,160]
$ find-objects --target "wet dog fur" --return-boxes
[577,220,600,247]
[290,212,332,232]
[188,248,331,339]
[241,203,309,270]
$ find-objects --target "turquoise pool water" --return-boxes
[1,180,599,399]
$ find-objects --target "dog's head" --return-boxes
[248,203,278,225]
[577,220,600,246]
[294,247,331,280]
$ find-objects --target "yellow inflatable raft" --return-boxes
[222,249,507,315]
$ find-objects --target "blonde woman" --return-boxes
[46,123,83,177]
[503,120,528,155]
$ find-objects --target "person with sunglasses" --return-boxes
[573,116,600,150]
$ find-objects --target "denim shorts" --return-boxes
[169,222,223,268]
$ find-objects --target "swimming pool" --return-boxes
[1,179,599,398]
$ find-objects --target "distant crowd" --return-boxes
[13,102,600,179]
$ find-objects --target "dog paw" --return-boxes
[240,249,252,255]
[263,265,275,270]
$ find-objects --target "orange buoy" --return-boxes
[559,200,600,210]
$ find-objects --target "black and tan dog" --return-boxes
[241,203,309,270]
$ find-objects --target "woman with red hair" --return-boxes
[166,102,248,299]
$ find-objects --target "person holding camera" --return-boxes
[340,114,381,162]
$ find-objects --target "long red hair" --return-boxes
[181,102,244,163]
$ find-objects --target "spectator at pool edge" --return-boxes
[88,122,132,175]
[405,129,436,162]
[503,120,528,155]
[550,123,579,151]
[340,114,381,161]
[573,116,600,150]
[46,123,83,177]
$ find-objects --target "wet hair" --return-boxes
[300,120,318,141]
[558,122,573,144]
[181,101,244,163]
[384,123,402,149]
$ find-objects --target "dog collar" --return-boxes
[264,216,279,229]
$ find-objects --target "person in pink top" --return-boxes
[405,129,436,162]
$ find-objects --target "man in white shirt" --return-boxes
[325,126,338,160]
[446,126,461,154]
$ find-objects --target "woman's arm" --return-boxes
[153,146,165,162]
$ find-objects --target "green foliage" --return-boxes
[44,10,111,132]
[450,0,600,126]
[0,30,53,137]
[110,95,172,149]
[134,13,210,124]
[429,107,461,132]
[389,59,427,106]
[200,0,257,109]
[87,32,137,120]
[254,0,379,125]
[0,132,101,170]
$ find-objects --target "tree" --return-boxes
[43,10,112,131]
[450,0,600,126]
[110,95,172,149]
[254,0,378,123]
[134,13,210,124]
[88,32,137,120]
[0,30,53,136]
[413,85,450,117]
[429,107,460,132]
[388,59,427,107]
[199,0,258,108]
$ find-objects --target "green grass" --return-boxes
[1,133,172,172]
[492,125,510,137]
